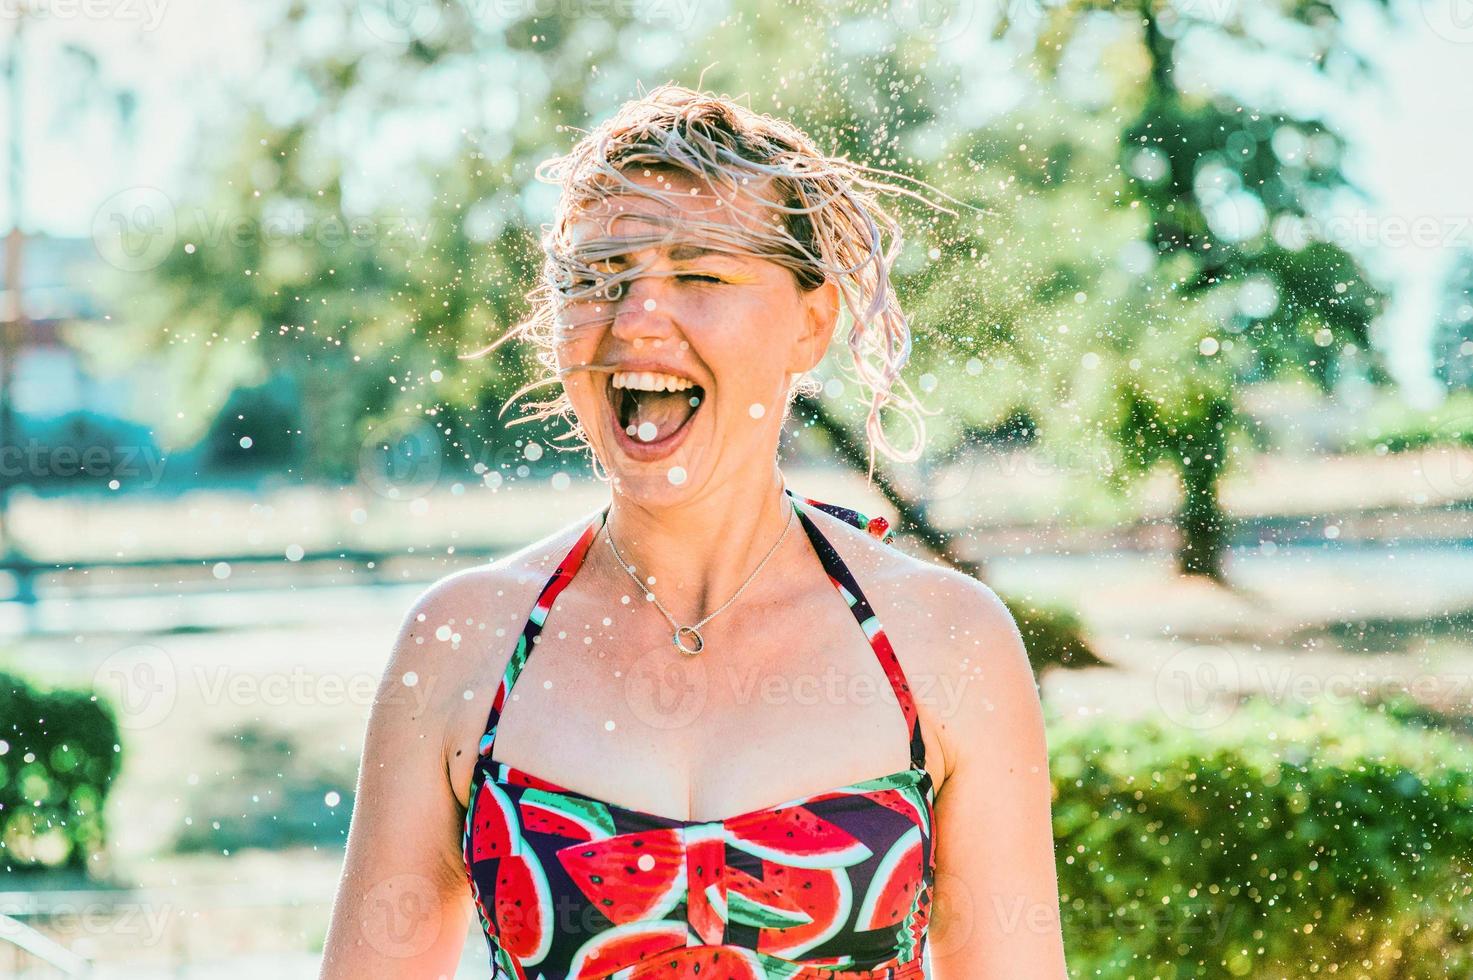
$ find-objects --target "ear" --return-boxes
[789,277,840,375]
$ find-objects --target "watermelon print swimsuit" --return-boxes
[463,488,937,979]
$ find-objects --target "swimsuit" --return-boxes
[462,488,936,979]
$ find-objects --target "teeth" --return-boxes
[611,371,696,392]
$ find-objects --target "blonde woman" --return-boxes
[323,85,1067,979]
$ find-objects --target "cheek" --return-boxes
[553,326,610,419]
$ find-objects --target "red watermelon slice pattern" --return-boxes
[520,787,617,842]
[468,778,555,966]
[494,847,555,965]
[472,779,523,862]
[499,762,578,793]
[722,866,812,931]
[799,773,931,840]
[855,824,926,930]
[566,919,690,980]
[684,822,728,945]
[557,829,687,926]
[749,863,852,960]
[615,944,765,979]
[725,805,872,869]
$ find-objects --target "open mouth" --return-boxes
[604,373,704,455]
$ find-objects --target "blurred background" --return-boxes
[3,0,1473,975]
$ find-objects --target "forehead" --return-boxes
[564,169,783,256]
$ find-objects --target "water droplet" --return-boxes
[239,436,253,449]
[668,466,687,485]
[324,791,341,807]
[524,442,544,461]
[636,853,655,871]
[749,403,765,419]
[285,544,304,562]
[212,562,231,580]
[637,421,658,441]
[605,720,617,732]
[643,299,657,311]
[402,671,419,687]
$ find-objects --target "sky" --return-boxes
[7,0,1473,397]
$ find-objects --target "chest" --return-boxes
[449,577,928,823]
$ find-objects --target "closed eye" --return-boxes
[677,274,724,284]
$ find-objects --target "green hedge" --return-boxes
[0,671,122,873]
[1051,695,1473,978]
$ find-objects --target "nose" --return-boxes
[608,272,677,345]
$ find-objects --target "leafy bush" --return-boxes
[1051,696,1473,978]
[1340,389,1473,454]
[1007,596,1106,671]
[0,671,122,873]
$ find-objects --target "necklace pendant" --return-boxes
[673,625,705,656]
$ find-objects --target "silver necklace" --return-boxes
[603,500,796,656]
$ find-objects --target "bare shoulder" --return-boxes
[374,511,602,762]
[874,549,1043,787]
[809,506,1041,782]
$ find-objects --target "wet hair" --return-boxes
[463,81,968,477]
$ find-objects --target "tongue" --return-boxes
[628,389,698,442]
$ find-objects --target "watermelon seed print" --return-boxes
[463,491,938,977]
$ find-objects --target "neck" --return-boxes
[596,463,798,627]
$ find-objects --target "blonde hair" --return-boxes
[463,81,969,476]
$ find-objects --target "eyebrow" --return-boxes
[596,244,747,267]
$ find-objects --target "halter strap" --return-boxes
[478,488,925,772]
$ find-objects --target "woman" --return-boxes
[322,85,1067,978]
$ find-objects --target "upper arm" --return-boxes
[924,576,1068,980]
[319,572,488,978]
